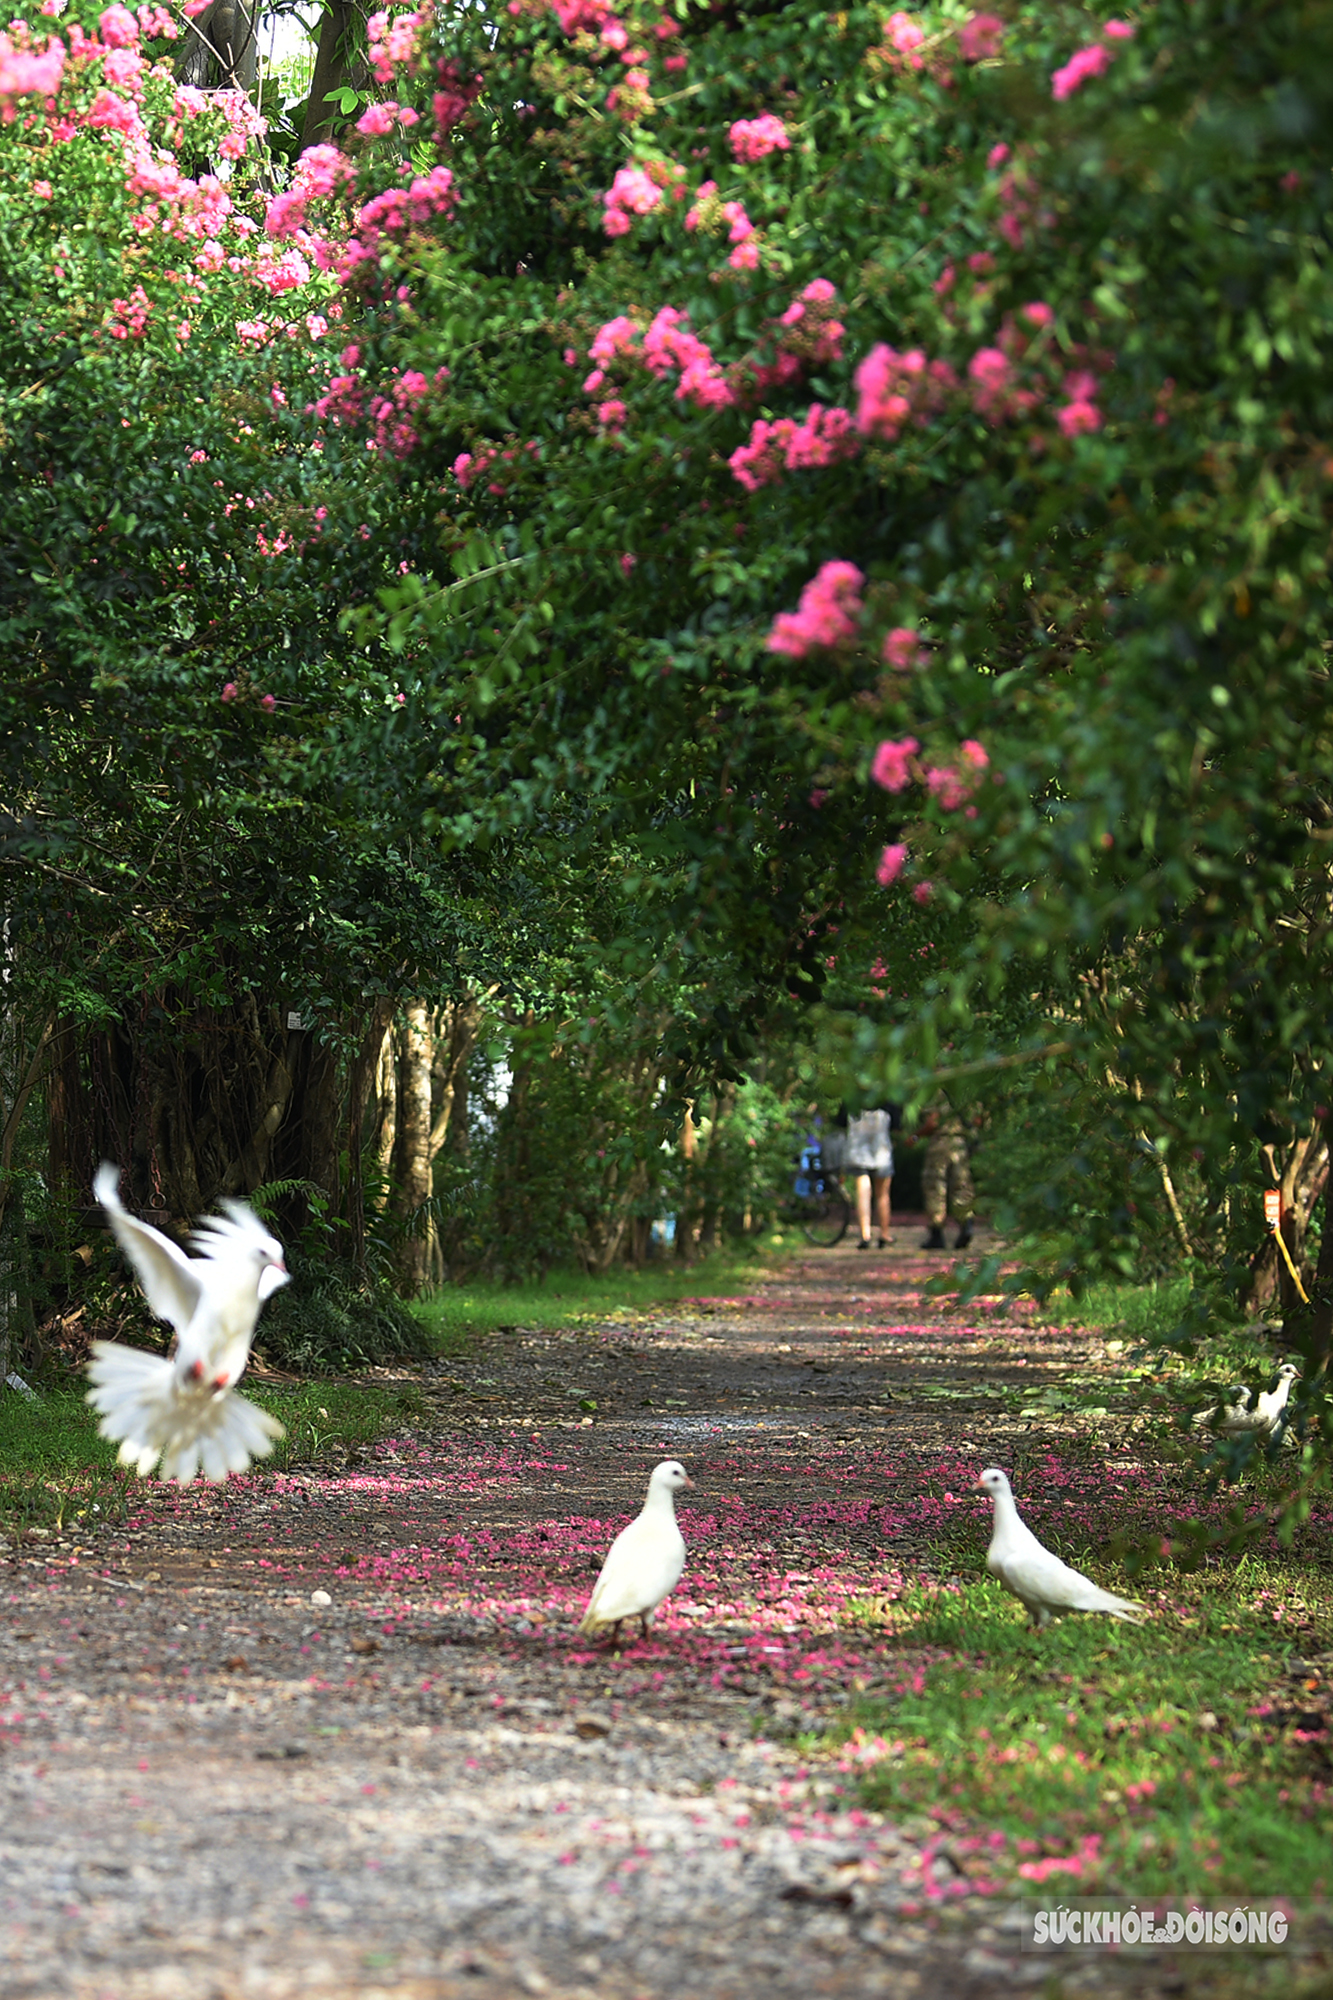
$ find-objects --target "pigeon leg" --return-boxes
[639,1613,650,1641]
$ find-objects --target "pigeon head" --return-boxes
[1277,1363,1300,1383]
[976,1467,1012,1500]
[192,1200,289,1294]
[651,1460,693,1493]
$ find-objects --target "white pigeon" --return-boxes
[579,1460,693,1642]
[1194,1363,1300,1442]
[87,1162,289,1484]
[977,1467,1145,1630]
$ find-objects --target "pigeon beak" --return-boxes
[974,1474,988,1490]
[683,1475,695,1488]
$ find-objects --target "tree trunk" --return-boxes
[675,1100,699,1261]
[1246,1124,1328,1315]
[344,997,395,1283]
[430,998,481,1160]
[175,0,258,91]
[299,0,368,149]
[392,1001,434,1294]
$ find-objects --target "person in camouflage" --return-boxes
[921,1094,974,1251]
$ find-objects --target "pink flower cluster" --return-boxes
[766,560,864,657]
[586,306,735,413]
[854,345,958,441]
[1056,366,1102,435]
[266,142,356,241]
[1052,19,1134,101]
[107,282,151,338]
[98,4,137,46]
[210,86,267,160]
[729,403,857,491]
[451,438,540,492]
[957,11,1003,61]
[601,161,671,237]
[883,627,928,670]
[338,164,456,281]
[432,58,481,137]
[369,365,442,457]
[775,277,844,363]
[967,345,1039,425]
[367,5,429,85]
[728,113,789,162]
[0,14,64,112]
[643,306,734,406]
[925,739,988,810]
[684,178,718,230]
[883,9,926,64]
[682,182,760,269]
[871,737,918,793]
[355,98,419,136]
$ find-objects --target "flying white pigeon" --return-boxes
[578,1460,693,1642]
[1194,1362,1300,1442]
[87,1162,289,1484]
[977,1467,1145,1630]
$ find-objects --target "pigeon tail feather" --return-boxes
[88,1339,284,1482]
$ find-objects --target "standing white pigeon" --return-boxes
[977,1467,1145,1630]
[579,1460,692,1642]
[1194,1363,1300,1442]
[87,1162,289,1483]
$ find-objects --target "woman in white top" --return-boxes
[838,1103,898,1250]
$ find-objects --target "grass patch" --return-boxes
[1055,1272,1197,1347]
[0,1379,428,1536]
[412,1241,782,1352]
[837,1561,1333,1899]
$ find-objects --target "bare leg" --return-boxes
[856,1173,872,1244]
[875,1174,892,1243]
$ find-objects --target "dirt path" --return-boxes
[0,1232,1264,1998]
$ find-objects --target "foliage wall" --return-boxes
[3,0,1332,1352]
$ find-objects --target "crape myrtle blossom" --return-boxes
[1051,19,1135,100]
[871,738,918,794]
[883,627,928,670]
[0,28,65,117]
[729,404,857,492]
[855,344,958,441]
[587,306,735,412]
[367,4,431,85]
[355,98,419,135]
[601,159,682,237]
[766,561,864,657]
[877,842,909,885]
[957,12,1004,62]
[729,112,789,161]
[883,9,927,65]
[776,278,845,364]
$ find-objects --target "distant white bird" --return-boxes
[977,1467,1145,1630]
[1194,1362,1300,1442]
[87,1163,289,1483]
[578,1460,693,1642]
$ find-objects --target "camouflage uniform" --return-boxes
[923,1101,974,1228]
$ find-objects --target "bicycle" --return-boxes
[781,1140,851,1247]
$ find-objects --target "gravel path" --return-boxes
[0,1232,1297,1998]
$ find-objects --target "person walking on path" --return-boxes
[921,1093,974,1250]
[837,1101,900,1250]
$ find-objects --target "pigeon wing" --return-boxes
[580,1516,685,1633]
[95,1163,203,1337]
[994,1539,1144,1623]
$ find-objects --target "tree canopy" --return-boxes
[3,0,1331,1349]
